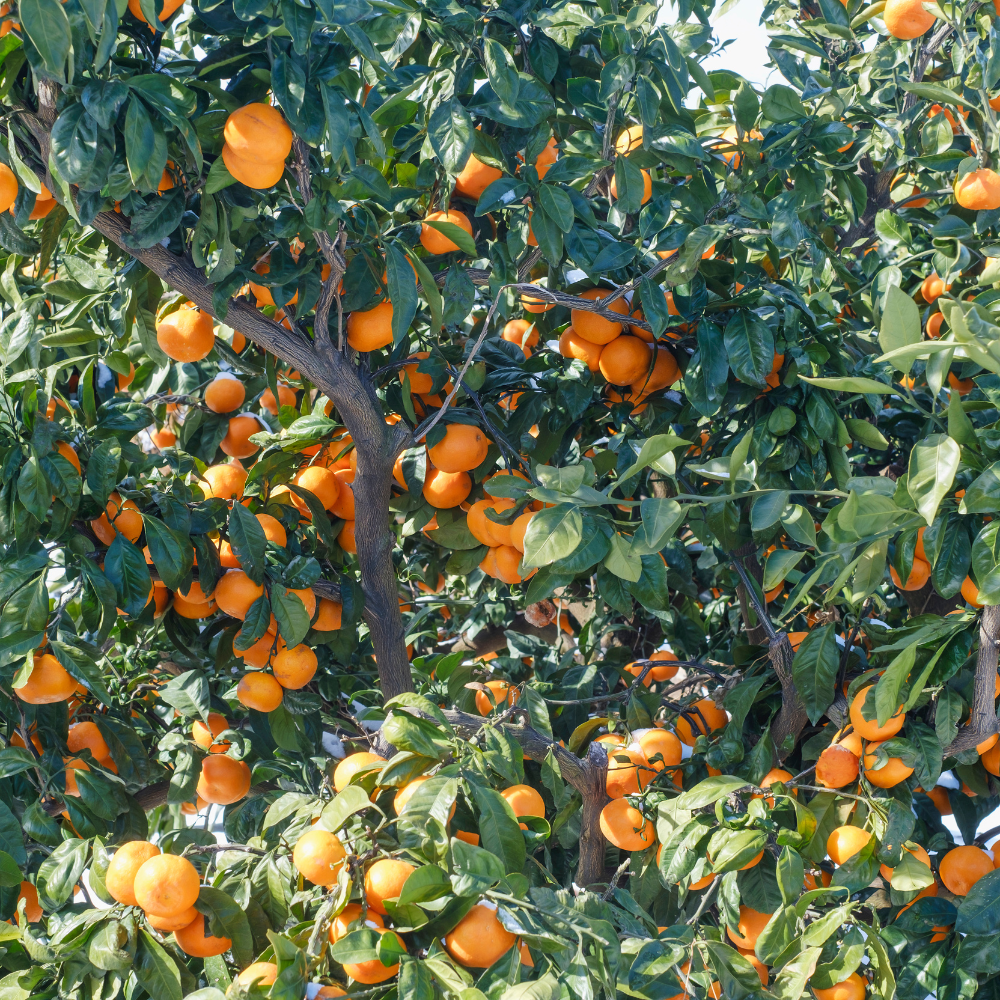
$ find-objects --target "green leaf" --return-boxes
[908,433,960,526]
[733,81,759,131]
[156,669,211,723]
[320,785,376,832]
[791,624,839,725]
[751,491,790,531]
[879,284,921,361]
[771,946,821,1000]
[386,243,419,345]
[471,784,526,874]
[86,439,121,507]
[104,534,152,616]
[957,868,1000,934]
[724,311,773,386]
[19,0,71,82]
[50,640,113,706]
[17,457,49,522]
[618,435,690,482]
[142,516,193,591]
[421,218,477,257]
[873,645,915,727]
[521,505,583,569]
[639,497,684,550]
[428,100,475,176]
[676,775,749,810]
[135,930,183,1000]
[36,838,89,909]
[271,585,310,647]
[761,84,805,122]
[483,38,519,107]
[228,502,267,585]
[798,375,894,394]
[845,418,889,450]
[763,549,804,591]
[0,851,22,888]
[195,887,254,968]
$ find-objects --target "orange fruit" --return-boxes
[890,556,930,590]
[862,743,914,788]
[755,767,795,805]
[0,163,16,213]
[422,468,472,508]
[260,382,296,415]
[178,579,214,605]
[428,423,489,473]
[420,210,474,254]
[615,125,644,155]
[444,903,516,968]
[192,713,230,753]
[609,169,652,205]
[948,372,975,395]
[726,906,772,949]
[173,911,230,957]
[237,963,279,988]
[272,644,318,689]
[632,348,680,396]
[494,544,527,584]
[674,699,728,746]
[962,576,983,607]
[196,755,251,804]
[812,972,867,1000]
[535,136,558,177]
[173,595,217,619]
[599,798,655,851]
[334,751,386,792]
[816,744,860,788]
[236,672,283,712]
[234,629,280,668]
[106,841,161,906]
[826,825,871,865]
[14,653,77,704]
[501,784,545,817]
[214,569,264,619]
[718,124,764,167]
[400,351,435,393]
[293,465,340,511]
[91,492,143,545]
[201,463,246,500]
[955,168,1000,211]
[223,104,293,178]
[293,828,347,886]
[133,853,201,917]
[637,729,682,770]
[342,928,405,983]
[467,498,516,547]
[56,441,81,474]
[147,907,198,931]
[510,509,534,552]
[347,300,394,352]
[338,519,357,554]
[476,679,517,715]
[156,307,214,362]
[365,858,416,914]
[849,686,904,741]
[571,288,628,345]
[606,748,651,798]
[599,335,652,385]
[314,598,343,631]
[738,948,768,987]
[393,776,430,814]
[127,0,183,27]
[455,154,502,200]
[204,375,246,413]
[330,903,384,942]
[502,319,539,358]
[939,846,993,895]
[67,720,110,760]
[220,415,261,459]
[921,273,950,303]
[16,881,41,922]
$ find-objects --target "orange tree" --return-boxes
[6,0,1000,995]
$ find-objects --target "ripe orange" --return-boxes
[883,0,936,37]
[220,415,261,459]
[476,678,518,715]
[755,767,795,805]
[879,843,930,882]
[330,903,384,943]
[423,468,472,508]
[293,465,340,511]
[174,911,230,957]
[347,300,394,352]
[535,136,558,177]
[106,841,161,906]
[156,307,214,363]
[849,686,905,741]
[962,575,983,607]
[501,784,545,817]
[173,595,217,619]
[196,755,251,805]
[326,468,356,520]
[204,375,246,413]
[609,169,652,205]
[983,741,1000,776]
[718,124,764,167]
[201,463,246,500]
[826,825,871,865]
[14,653,77,704]
[16,881,41,922]
[726,906,772,949]
[494,544,527,585]
[365,858,416,914]
[400,351,435,393]
[606,748,651,798]
[921,273,950,303]
[599,335,652,385]
[236,671,283,712]
[558,327,604,371]
[342,928,405,983]
[632,348,680,396]
[502,319,539,358]
[91,492,143,545]
[234,629,280,668]
[816,744,860,788]
[420,210,474,255]
[674,699,728,746]
[890,556,930,590]
[67,720,110,761]
[293,828,347,886]
[147,907,198,931]
[261,382,296,415]
[192,712,229,753]
[637,729,682,770]
[55,441,81,474]
[133,853,201,917]
[222,104,293,187]
[955,168,1000,211]
[599,798,655,850]
[214,569,264,619]
[393,776,431,814]
[737,948,768,987]
[812,972,867,1000]
[127,0,183,28]
[467,498,516,547]
[314,598,343,631]
[455,154,502,199]
[862,742,914,788]
[0,163,16,213]
[338,520,357,554]
[334,751,386,792]
[428,423,489,473]
[178,579,214,605]
[616,125,644,155]
[272,644,318,689]
[255,512,287,547]
[572,288,628,345]
[939,845,993,895]
[445,903,517,967]
[237,962,278,988]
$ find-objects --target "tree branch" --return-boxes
[945,604,1000,755]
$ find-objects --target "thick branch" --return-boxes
[768,634,808,760]
[733,544,768,645]
[946,604,1000,755]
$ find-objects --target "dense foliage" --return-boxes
[6,0,1000,996]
